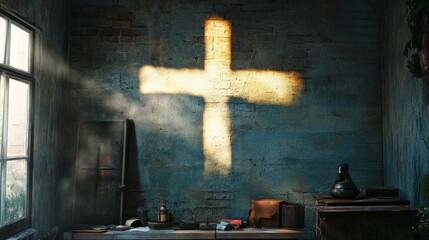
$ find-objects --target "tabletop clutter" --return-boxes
[70,199,305,233]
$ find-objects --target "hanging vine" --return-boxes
[404,0,429,78]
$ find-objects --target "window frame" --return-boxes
[0,7,35,239]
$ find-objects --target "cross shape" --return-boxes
[139,16,302,175]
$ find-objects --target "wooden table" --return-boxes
[314,194,411,206]
[64,227,313,239]
[216,228,312,239]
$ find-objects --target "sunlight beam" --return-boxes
[139,16,303,175]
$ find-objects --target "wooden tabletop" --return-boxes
[64,229,215,240]
[316,205,417,213]
[64,228,313,239]
[216,228,312,239]
[313,194,417,213]
[313,194,410,206]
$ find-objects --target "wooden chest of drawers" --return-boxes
[314,195,417,240]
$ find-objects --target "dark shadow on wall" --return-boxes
[124,94,208,222]
[419,173,429,207]
[423,76,429,107]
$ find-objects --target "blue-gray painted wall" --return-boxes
[2,0,405,236]
[7,0,427,236]
[67,0,383,229]
[382,0,429,207]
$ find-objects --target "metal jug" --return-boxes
[330,163,359,199]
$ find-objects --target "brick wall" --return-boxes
[69,0,382,228]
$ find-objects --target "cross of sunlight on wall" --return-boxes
[139,16,303,175]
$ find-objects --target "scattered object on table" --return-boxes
[281,203,305,228]
[179,220,199,230]
[70,225,108,233]
[199,217,217,230]
[148,221,172,229]
[330,163,359,199]
[248,199,285,227]
[216,221,231,231]
[70,224,109,233]
[69,229,107,233]
[240,220,248,228]
[199,222,217,230]
[112,225,130,231]
[125,218,143,228]
[220,218,242,230]
[129,226,150,232]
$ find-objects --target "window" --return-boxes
[0,9,34,239]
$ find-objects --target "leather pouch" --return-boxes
[248,199,285,227]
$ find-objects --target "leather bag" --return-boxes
[248,199,285,227]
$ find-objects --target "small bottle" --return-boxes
[158,202,169,223]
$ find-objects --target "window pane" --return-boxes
[0,76,4,157]
[0,17,6,64]
[7,79,29,157]
[10,23,30,72]
[4,160,27,225]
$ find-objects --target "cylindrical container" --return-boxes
[158,203,169,223]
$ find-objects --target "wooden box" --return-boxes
[281,203,305,228]
[314,195,417,240]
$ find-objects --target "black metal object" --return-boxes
[330,163,359,199]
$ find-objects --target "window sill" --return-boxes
[6,228,36,240]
